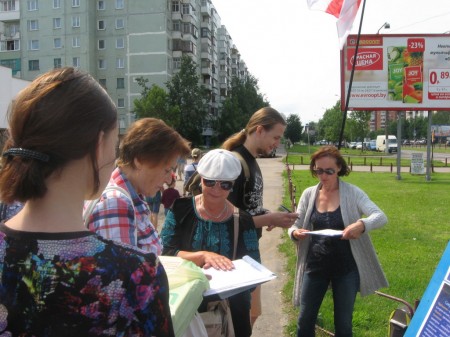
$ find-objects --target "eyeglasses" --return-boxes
[202,179,234,191]
[313,168,336,176]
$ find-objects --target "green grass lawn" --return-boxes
[279,170,450,337]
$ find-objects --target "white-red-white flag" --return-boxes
[307,0,362,49]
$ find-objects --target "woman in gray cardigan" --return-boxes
[288,146,388,337]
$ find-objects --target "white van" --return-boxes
[376,135,398,153]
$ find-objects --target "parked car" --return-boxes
[355,142,363,150]
[369,140,377,151]
[259,148,276,158]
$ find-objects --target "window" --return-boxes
[27,0,38,11]
[54,58,62,68]
[53,18,61,29]
[4,40,20,51]
[173,57,181,69]
[72,0,80,7]
[28,20,39,31]
[117,78,125,89]
[1,1,16,10]
[28,40,39,50]
[116,18,124,29]
[182,4,190,14]
[172,1,179,12]
[98,20,105,30]
[54,38,62,48]
[72,57,80,68]
[72,36,80,48]
[28,60,39,71]
[99,78,106,88]
[98,39,105,49]
[98,0,105,10]
[117,98,125,108]
[115,0,124,9]
[98,59,106,69]
[116,37,124,49]
[72,16,80,28]
[116,58,124,68]
[53,0,60,8]
[173,21,180,31]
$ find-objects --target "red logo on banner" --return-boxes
[347,48,383,71]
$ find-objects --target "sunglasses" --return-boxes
[203,179,234,191]
[313,168,336,175]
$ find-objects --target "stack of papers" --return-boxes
[203,255,277,299]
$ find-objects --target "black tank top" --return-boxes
[306,205,357,277]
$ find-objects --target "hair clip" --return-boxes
[3,148,50,163]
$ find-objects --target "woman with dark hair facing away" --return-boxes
[85,117,190,256]
[288,146,388,337]
[0,67,174,337]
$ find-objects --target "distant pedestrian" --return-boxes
[183,148,202,195]
[177,156,187,181]
[161,174,180,215]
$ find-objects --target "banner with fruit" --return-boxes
[341,34,450,111]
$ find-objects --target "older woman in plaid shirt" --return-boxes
[85,118,190,255]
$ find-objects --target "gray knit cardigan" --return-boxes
[287,179,389,307]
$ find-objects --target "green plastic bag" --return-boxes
[159,256,209,337]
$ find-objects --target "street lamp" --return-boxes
[305,123,310,154]
[377,22,390,34]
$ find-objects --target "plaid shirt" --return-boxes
[86,167,162,255]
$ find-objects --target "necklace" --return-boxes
[201,196,228,220]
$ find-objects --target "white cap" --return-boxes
[197,149,242,181]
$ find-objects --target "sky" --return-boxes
[212,0,450,123]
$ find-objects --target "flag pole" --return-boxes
[338,0,367,150]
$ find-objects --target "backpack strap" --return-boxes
[232,207,239,260]
[231,151,251,209]
[83,185,138,243]
[231,151,250,180]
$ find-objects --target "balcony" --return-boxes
[0,3,20,21]
[201,1,211,15]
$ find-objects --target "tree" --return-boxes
[166,55,209,145]
[346,110,371,142]
[317,100,342,142]
[285,114,302,144]
[217,75,269,142]
[133,79,181,128]
[432,111,450,125]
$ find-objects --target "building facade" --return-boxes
[0,0,248,134]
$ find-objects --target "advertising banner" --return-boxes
[341,34,450,111]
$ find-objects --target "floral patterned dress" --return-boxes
[0,223,174,337]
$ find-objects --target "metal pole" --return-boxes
[396,112,402,180]
[425,111,432,181]
[385,111,389,153]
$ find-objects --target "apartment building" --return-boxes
[0,0,248,134]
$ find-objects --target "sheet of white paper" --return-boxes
[203,255,276,298]
[303,229,343,237]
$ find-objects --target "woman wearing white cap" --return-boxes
[161,149,260,337]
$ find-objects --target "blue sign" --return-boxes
[405,241,450,337]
